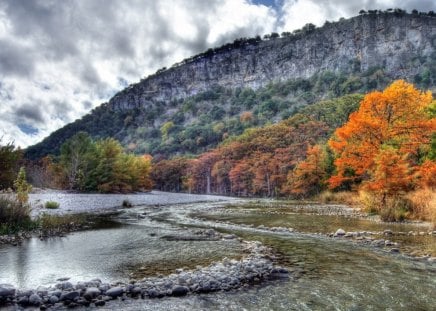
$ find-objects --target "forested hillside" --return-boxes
[25,11,436,160]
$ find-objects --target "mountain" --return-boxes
[26,11,436,160]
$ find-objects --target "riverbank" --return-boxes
[0,239,290,309]
[29,190,239,217]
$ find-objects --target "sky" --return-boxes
[1,0,435,148]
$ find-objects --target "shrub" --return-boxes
[44,201,60,209]
[358,191,413,221]
[378,196,411,222]
[0,195,32,234]
[407,189,436,227]
[318,191,357,205]
[37,213,86,230]
[122,199,133,208]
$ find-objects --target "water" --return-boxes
[0,207,243,288]
[0,197,435,310]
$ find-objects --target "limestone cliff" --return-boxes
[109,12,436,111]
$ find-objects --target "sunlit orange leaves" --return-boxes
[328,80,436,191]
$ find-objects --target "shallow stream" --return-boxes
[0,197,435,310]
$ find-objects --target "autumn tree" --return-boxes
[329,80,436,191]
[151,157,189,192]
[285,144,327,197]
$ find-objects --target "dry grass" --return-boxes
[407,188,436,228]
[317,191,358,205]
[0,194,33,234]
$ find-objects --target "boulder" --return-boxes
[171,285,189,296]
[28,293,42,306]
[105,286,124,298]
[334,229,346,236]
[0,284,16,298]
[84,287,101,300]
[60,290,80,301]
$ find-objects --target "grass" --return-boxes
[317,191,357,205]
[44,201,60,209]
[36,213,87,231]
[407,188,436,229]
[0,195,34,234]
[1,194,88,235]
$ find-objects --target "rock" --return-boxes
[84,287,101,300]
[29,293,42,306]
[56,277,70,282]
[60,291,80,301]
[344,232,354,238]
[383,230,393,235]
[390,248,400,253]
[223,234,236,239]
[372,239,385,247]
[334,229,346,236]
[77,298,91,306]
[99,283,110,291]
[0,284,16,298]
[57,281,74,290]
[94,300,106,306]
[17,296,29,305]
[105,286,124,298]
[131,287,142,296]
[49,295,59,304]
[171,285,189,296]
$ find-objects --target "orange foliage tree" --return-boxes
[285,144,327,197]
[328,80,436,192]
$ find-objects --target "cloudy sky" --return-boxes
[1,0,435,148]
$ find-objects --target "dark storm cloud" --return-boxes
[15,103,44,124]
[0,39,35,76]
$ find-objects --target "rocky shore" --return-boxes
[0,241,290,310]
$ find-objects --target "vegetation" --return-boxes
[43,133,153,193]
[0,140,22,189]
[0,195,33,234]
[151,81,435,224]
[25,46,436,160]
[44,201,60,209]
[0,169,33,234]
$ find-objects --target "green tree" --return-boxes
[60,132,95,190]
[14,167,32,204]
[0,140,22,189]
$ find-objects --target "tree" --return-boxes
[60,132,94,190]
[328,80,436,190]
[14,167,32,204]
[0,139,22,189]
[285,145,327,197]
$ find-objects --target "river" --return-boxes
[0,193,435,310]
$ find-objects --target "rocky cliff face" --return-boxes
[109,13,436,111]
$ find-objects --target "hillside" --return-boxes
[26,11,436,160]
